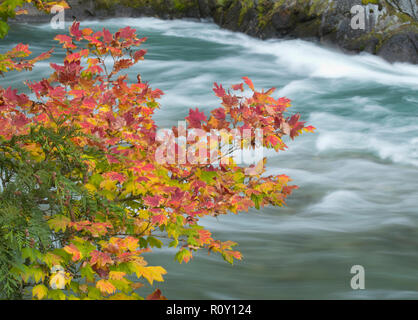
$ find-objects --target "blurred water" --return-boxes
[3,18,418,299]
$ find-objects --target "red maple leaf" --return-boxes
[185,108,207,128]
[103,172,126,183]
[103,28,113,43]
[213,83,226,98]
[134,49,147,62]
[242,76,254,90]
[151,214,167,226]
[211,107,226,120]
[231,83,244,91]
[90,250,113,268]
[144,195,163,207]
[146,289,167,300]
[70,22,83,41]
[118,26,136,39]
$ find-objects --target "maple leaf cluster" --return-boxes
[0,21,314,300]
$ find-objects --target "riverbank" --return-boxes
[11,0,418,64]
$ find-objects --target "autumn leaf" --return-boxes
[96,279,116,295]
[54,34,76,49]
[100,179,117,191]
[147,289,167,300]
[102,28,113,43]
[89,222,112,237]
[281,122,291,135]
[231,83,244,91]
[32,284,48,300]
[43,253,64,268]
[47,215,71,232]
[109,271,126,280]
[211,107,226,120]
[242,76,254,90]
[245,158,265,176]
[197,229,212,245]
[133,266,167,285]
[70,21,83,41]
[131,282,144,290]
[82,28,94,36]
[223,250,242,265]
[134,49,147,62]
[63,244,81,261]
[123,236,139,252]
[199,170,217,184]
[151,214,167,226]
[185,108,207,128]
[118,26,137,39]
[144,195,163,207]
[267,135,280,147]
[84,183,97,194]
[213,83,226,98]
[175,249,192,264]
[304,125,316,133]
[49,272,66,290]
[90,250,114,268]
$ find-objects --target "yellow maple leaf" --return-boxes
[84,183,97,194]
[32,284,48,300]
[100,179,117,191]
[109,271,126,281]
[49,272,66,290]
[133,265,167,285]
[47,215,71,232]
[124,237,139,252]
[96,279,116,295]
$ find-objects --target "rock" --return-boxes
[271,10,293,32]
[197,0,213,17]
[377,31,418,63]
[386,0,417,20]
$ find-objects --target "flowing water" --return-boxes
[3,18,418,299]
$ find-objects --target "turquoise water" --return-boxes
[3,18,418,299]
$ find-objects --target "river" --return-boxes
[3,17,418,299]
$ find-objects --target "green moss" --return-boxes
[172,0,198,12]
[238,0,254,26]
[83,0,198,13]
[119,0,147,8]
[362,0,380,5]
[93,0,119,10]
[256,0,274,29]
[215,0,234,8]
[308,0,331,16]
